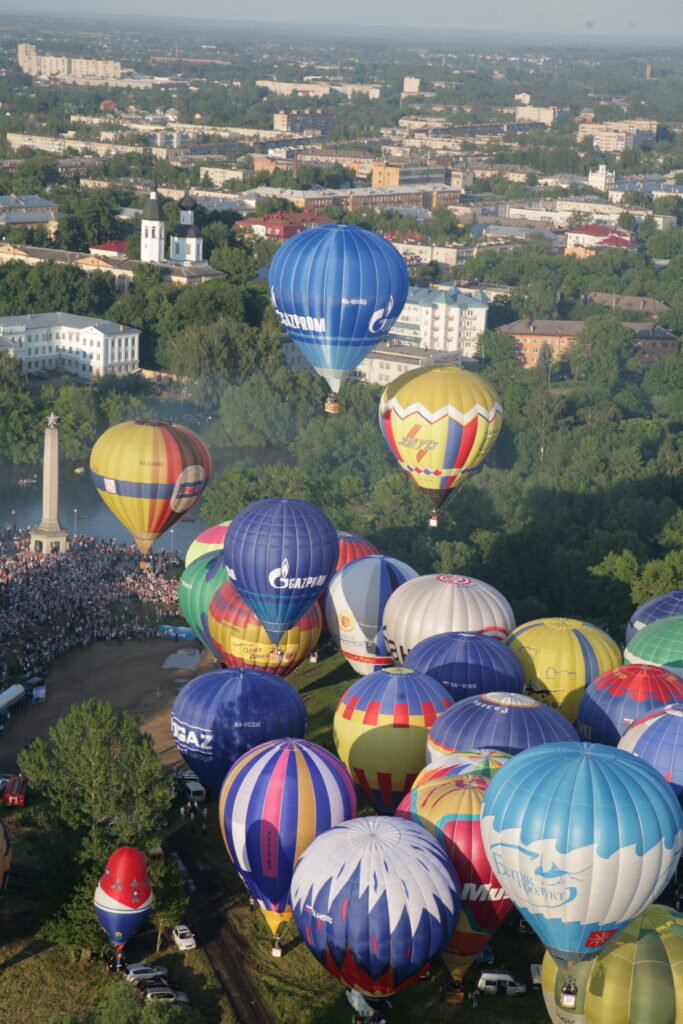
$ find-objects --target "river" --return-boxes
[2,463,208,557]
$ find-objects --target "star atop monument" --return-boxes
[47,412,58,429]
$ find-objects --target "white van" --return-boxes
[477,970,527,996]
[184,780,206,803]
[530,964,542,991]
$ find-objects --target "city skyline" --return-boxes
[6,1,683,40]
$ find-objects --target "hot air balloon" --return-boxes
[576,664,683,745]
[542,904,683,1024]
[333,666,454,813]
[185,520,231,567]
[396,774,514,980]
[426,692,580,762]
[404,631,524,703]
[0,821,11,893]
[219,739,356,936]
[334,531,379,570]
[480,743,683,967]
[626,590,683,644]
[178,550,229,654]
[382,574,514,664]
[268,224,409,413]
[378,365,503,526]
[223,498,338,643]
[90,419,211,556]
[172,668,307,793]
[290,816,461,996]
[412,749,511,788]
[624,616,683,678]
[208,580,322,676]
[619,703,683,802]
[93,846,153,950]
[324,555,418,675]
[505,617,622,723]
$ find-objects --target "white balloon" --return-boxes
[382,574,515,663]
[325,555,418,675]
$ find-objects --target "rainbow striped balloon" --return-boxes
[333,666,454,813]
[219,738,356,935]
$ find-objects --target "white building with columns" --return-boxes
[0,312,140,377]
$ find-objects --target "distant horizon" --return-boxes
[3,5,683,46]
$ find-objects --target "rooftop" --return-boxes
[405,285,489,310]
[0,312,135,336]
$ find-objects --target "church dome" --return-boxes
[142,191,164,221]
[178,191,197,212]
[170,223,202,239]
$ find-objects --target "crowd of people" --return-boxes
[0,528,182,686]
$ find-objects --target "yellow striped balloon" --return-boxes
[90,419,211,554]
[506,617,622,723]
[379,366,503,521]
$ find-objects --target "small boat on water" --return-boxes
[18,477,37,487]
[181,514,196,522]
[74,466,86,475]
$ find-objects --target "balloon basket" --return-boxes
[271,935,283,958]
[428,512,439,528]
[324,396,340,414]
[446,983,465,1004]
[560,979,578,1009]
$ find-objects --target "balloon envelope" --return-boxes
[427,691,580,762]
[291,816,461,996]
[223,498,338,643]
[480,743,683,965]
[619,703,683,803]
[178,550,229,654]
[219,739,356,934]
[382,574,515,663]
[90,418,211,554]
[506,617,622,722]
[325,555,418,675]
[624,616,683,678]
[626,590,683,644]
[185,521,230,566]
[405,631,524,703]
[93,846,153,949]
[577,664,683,745]
[396,774,514,978]
[208,580,322,675]
[334,666,454,813]
[268,224,409,395]
[378,365,503,514]
[334,531,379,571]
[172,668,307,793]
[413,749,512,788]
[541,905,683,1024]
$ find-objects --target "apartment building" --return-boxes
[497,318,678,367]
[18,44,122,79]
[578,119,657,154]
[515,105,567,126]
[0,312,139,377]
[392,285,489,359]
[371,163,446,188]
[272,110,337,135]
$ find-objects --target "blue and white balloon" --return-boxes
[481,742,683,965]
[404,631,525,702]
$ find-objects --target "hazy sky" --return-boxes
[8,0,683,39]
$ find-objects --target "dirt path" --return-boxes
[0,639,212,773]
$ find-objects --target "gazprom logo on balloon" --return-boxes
[171,717,213,752]
[268,559,326,591]
[270,288,398,335]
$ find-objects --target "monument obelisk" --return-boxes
[30,412,70,554]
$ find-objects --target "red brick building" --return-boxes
[497,318,678,368]
[236,209,334,240]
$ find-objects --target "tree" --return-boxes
[18,699,172,853]
[617,211,638,232]
[569,315,639,389]
[149,860,188,953]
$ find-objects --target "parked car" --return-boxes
[142,982,190,1004]
[3,775,27,806]
[123,963,169,984]
[477,970,527,996]
[183,779,206,803]
[172,924,197,950]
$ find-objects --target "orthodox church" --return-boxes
[140,189,205,267]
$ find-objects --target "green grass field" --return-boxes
[0,645,550,1024]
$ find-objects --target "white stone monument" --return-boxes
[30,412,70,554]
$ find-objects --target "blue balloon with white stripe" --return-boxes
[172,668,307,793]
[626,590,683,644]
[405,631,525,702]
[427,691,580,762]
[224,498,339,643]
[291,816,461,996]
[268,224,409,400]
[619,703,683,803]
[481,742,683,965]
